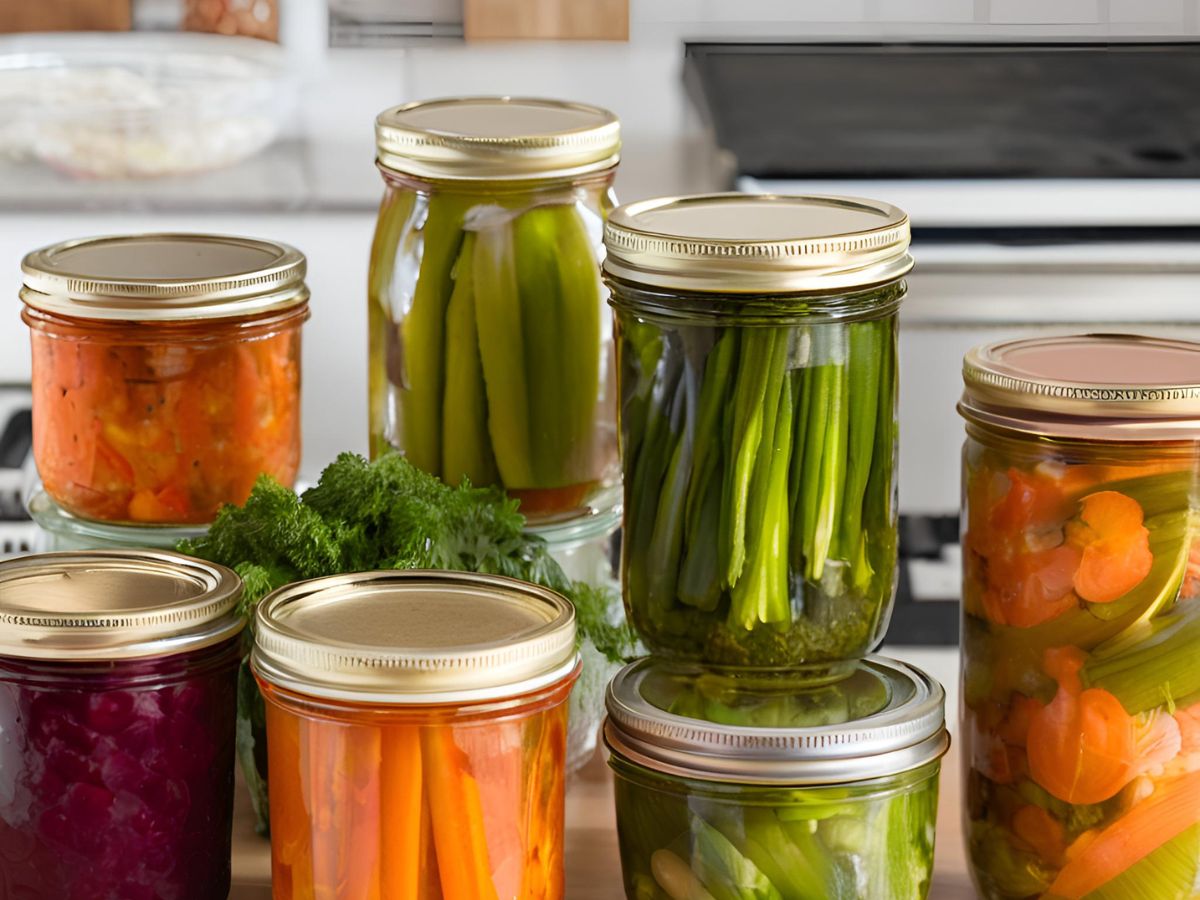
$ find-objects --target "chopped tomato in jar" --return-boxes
[26,306,306,524]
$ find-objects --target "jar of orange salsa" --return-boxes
[960,335,1200,898]
[252,570,581,899]
[21,233,309,525]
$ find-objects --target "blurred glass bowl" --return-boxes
[0,32,295,178]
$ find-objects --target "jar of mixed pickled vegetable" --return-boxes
[960,334,1200,899]
[0,549,244,900]
[604,194,911,668]
[21,233,309,526]
[253,570,581,899]
[369,97,621,525]
[605,655,948,900]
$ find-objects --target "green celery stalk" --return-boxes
[684,331,738,532]
[739,807,838,900]
[810,329,849,583]
[787,351,812,568]
[838,320,882,570]
[626,355,685,621]
[402,193,473,476]
[678,475,723,611]
[473,215,536,487]
[729,367,793,630]
[440,233,500,487]
[1088,823,1200,900]
[722,329,780,588]
[858,321,897,589]
[799,328,834,573]
[1084,593,1200,715]
[646,421,692,615]
[689,815,782,900]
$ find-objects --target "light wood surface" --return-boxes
[463,0,628,41]
[0,0,130,31]
[230,731,972,899]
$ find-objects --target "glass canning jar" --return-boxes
[604,655,949,900]
[252,570,581,899]
[959,334,1200,899]
[0,549,244,900]
[368,97,621,525]
[603,194,912,668]
[21,233,309,526]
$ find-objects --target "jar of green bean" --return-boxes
[603,194,911,668]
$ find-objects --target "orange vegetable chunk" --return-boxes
[1066,491,1154,604]
[1028,646,1181,805]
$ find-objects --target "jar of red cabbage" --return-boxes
[0,550,244,900]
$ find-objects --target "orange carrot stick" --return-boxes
[1011,804,1065,865]
[380,724,423,898]
[422,725,500,900]
[1046,770,1200,899]
[265,702,315,900]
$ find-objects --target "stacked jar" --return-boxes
[19,232,310,550]
[366,96,626,771]
[960,334,1200,898]
[600,194,950,899]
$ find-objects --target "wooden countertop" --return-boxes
[230,734,971,899]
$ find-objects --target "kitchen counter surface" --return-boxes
[230,643,972,899]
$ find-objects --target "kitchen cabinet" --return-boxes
[463,0,628,40]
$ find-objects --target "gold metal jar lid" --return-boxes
[961,334,1200,440]
[252,570,578,703]
[375,96,620,181]
[20,233,309,322]
[0,550,244,660]
[603,193,913,294]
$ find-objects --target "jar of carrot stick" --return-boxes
[21,233,309,526]
[959,334,1200,899]
[252,570,581,899]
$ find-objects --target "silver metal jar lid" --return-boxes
[605,656,948,786]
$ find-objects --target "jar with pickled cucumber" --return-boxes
[605,656,949,900]
[960,335,1200,899]
[369,97,621,525]
[603,194,911,668]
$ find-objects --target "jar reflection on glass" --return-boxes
[0,550,244,900]
[959,335,1200,898]
[368,98,621,525]
[253,570,580,899]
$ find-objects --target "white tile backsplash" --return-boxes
[991,0,1100,22]
[700,0,868,21]
[878,0,976,22]
[1110,0,1182,21]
